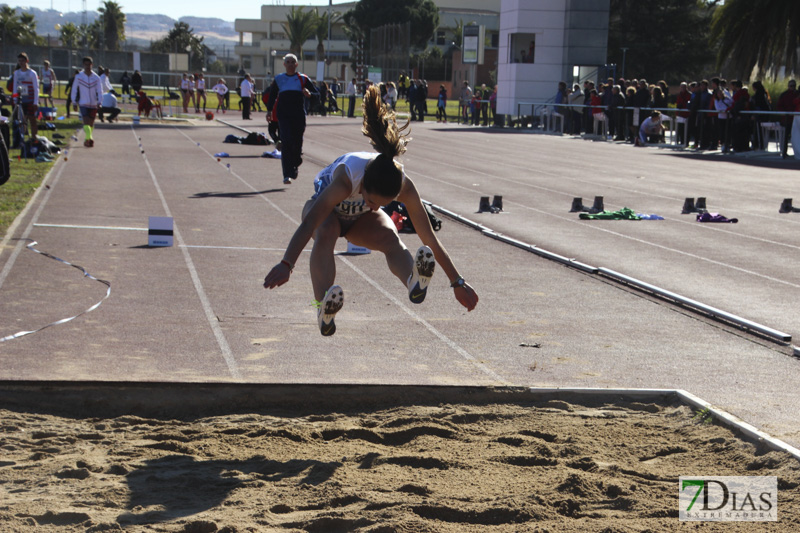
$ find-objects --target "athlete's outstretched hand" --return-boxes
[454,283,479,311]
[263,262,291,289]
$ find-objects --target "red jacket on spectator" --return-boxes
[591,93,603,115]
[776,87,798,126]
[676,88,691,118]
[730,87,750,115]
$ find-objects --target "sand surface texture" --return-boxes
[1,387,798,532]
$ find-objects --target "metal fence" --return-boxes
[369,22,411,85]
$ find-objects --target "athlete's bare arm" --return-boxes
[398,177,479,311]
[263,167,352,289]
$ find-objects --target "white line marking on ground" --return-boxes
[178,127,505,383]
[175,128,298,224]
[340,256,508,385]
[133,128,242,380]
[182,245,311,252]
[408,169,800,290]
[0,159,68,291]
[33,223,147,231]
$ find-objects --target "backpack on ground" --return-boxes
[382,201,442,233]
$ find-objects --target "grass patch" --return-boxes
[0,105,82,239]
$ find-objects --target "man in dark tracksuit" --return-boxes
[266,53,319,184]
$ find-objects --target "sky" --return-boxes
[15,1,343,22]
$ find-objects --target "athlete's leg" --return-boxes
[346,209,413,285]
[302,199,342,302]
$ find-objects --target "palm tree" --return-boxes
[59,22,81,49]
[98,0,126,51]
[0,7,39,46]
[711,0,800,79]
[314,8,342,62]
[150,22,205,70]
[283,6,318,56]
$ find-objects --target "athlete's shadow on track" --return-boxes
[190,189,285,199]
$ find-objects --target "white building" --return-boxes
[234,0,501,85]
[497,0,609,117]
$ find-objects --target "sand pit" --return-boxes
[0,385,798,532]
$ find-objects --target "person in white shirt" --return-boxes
[195,72,206,112]
[240,73,254,120]
[12,52,40,138]
[70,56,104,147]
[98,67,113,94]
[636,110,665,147]
[345,78,357,117]
[180,73,191,113]
[211,79,228,113]
[99,92,120,123]
[384,81,398,110]
[40,59,56,108]
[188,74,197,112]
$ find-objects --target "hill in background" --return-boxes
[11,7,247,52]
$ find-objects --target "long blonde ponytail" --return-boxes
[361,85,410,157]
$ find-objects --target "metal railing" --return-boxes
[514,101,799,154]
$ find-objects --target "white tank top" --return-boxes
[313,152,404,219]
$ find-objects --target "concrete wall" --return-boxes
[497,0,608,117]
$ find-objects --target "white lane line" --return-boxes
[407,168,800,290]
[0,159,68,291]
[174,128,298,224]
[177,127,505,384]
[340,256,508,385]
[133,128,242,380]
[33,223,147,231]
[182,245,311,252]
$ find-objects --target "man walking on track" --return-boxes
[266,53,318,184]
[70,56,103,148]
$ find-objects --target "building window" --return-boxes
[510,33,535,63]
[436,30,446,45]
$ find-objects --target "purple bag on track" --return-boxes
[697,212,738,223]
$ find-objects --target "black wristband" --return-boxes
[450,277,465,288]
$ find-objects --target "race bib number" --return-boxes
[338,201,366,217]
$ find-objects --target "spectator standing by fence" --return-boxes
[346,78,357,118]
[40,60,55,108]
[568,83,582,134]
[240,73,254,120]
[436,84,447,123]
[131,70,143,95]
[459,81,472,123]
[119,71,131,101]
[777,80,798,158]
[12,53,39,140]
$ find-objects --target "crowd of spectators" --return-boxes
[552,76,800,156]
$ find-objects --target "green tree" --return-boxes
[0,6,40,46]
[150,22,205,70]
[314,8,342,62]
[58,22,81,48]
[283,6,318,56]
[607,0,716,83]
[343,0,439,51]
[98,1,126,51]
[710,0,800,79]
